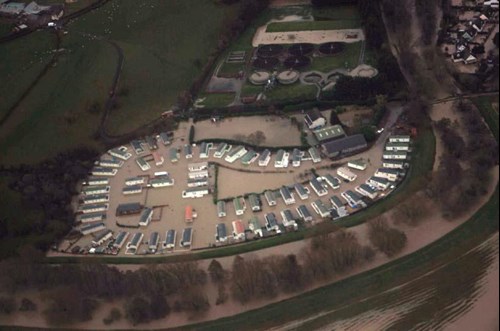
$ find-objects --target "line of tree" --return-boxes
[368,217,407,257]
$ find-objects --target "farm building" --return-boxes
[139,208,153,227]
[188,170,209,180]
[304,108,326,130]
[116,203,143,217]
[367,176,391,191]
[389,135,411,143]
[275,150,290,168]
[169,148,180,163]
[80,222,106,236]
[265,190,277,206]
[265,213,280,232]
[248,194,262,212]
[356,184,379,200]
[187,178,208,188]
[83,194,109,205]
[113,231,130,250]
[241,150,258,165]
[188,162,209,172]
[297,205,313,222]
[126,233,144,255]
[122,185,143,195]
[385,142,411,152]
[149,232,160,253]
[314,125,346,144]
[131,140,145,154]
[337,167,357,182]
[225,146,247,163]
[159,132,172,146]
[180,228,193,248]
[125,177,145,186]
[216,223,228,243]
[311,200,331,218]
[323,174,341,190]
[79,204,109,214]
[232,220,246,240]
[217,201,227,218]
[91,167,118,177]
[294,183,310,200]
[233,197,247,216]
[374,168,400,182]
[79,212,106,224]
[82,185,110,196]
[136,157,151,172]
[214,143,229,158]
[108,147,132,161]
[248,217,264,237]
[92,230,113,247]
[348,159,368,171]
[199,142,213,159]
[85,177,109,186]
[280,186,296,205]
[310,177,328,197]
[258,149,272,167]
[382,160,406,169]
[308,147,322,163]
[98,159,124,168]
[182,187,209,199]
[150,176,175,188]
[163,230,176,249]
[322,135,368,158]
[152,152,164,166]
[184,144,193,159]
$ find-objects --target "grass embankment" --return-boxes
[266,19,361,33]
[473,96,499,141]
[197,93,236,108]
[45,124,436,264]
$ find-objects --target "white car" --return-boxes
[377,128,385,134]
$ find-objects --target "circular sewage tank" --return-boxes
[277,70,300,85]
[319,42,346,56]
[288,43,315,56]
[252,57,280,70]
[257,44,284,58]
[283,56,311,69]
[249,71,271,85]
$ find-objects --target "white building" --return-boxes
[347,159,368,171]
[82,185,110,196]
[91,167,118,177]
[108,146,132,161]
[356,184,379,200]
[382,160,406,170]
[280,186,296,205]
[309,178,328,197]
[367,176,391,191]
[292,149,303,168]
[80,223,106,236]
[294,183,310,200]
[149,176,175,188]
[187,178,208,188]
[265,213,281,232]
[309,147,322,163]
[164,230,176,249]
[180,228,193,248]
[248,217,263,237]
[188,162,209,172]
[337,167,357,182]
[385,142,410,152]
[232,220,246,240]
[389,135,411,143]
[79,203,109,214]
[83,194,109,205]
[85,177,109,186]
[122,185,143,195]
[136,157,151,171]
[216,223,228,243]
[99,159,124,168]
[188,170,209,180]
[125,177,145,186]
[152,151,165,166]
[92,230,113,246]
[265,190,277,206]
[131,140,145,155]
[323,174,341,190]
[214,143,229,159]
[113,232,130,250]
[139,208,153,227]
[280,209,298,230]
[79,213,106,224]
[199,142,213,159]
[374,168,400,182]
[297,205,313,222]
[225,146,247,163]
[126,233,144,255]
[275,150,290,168]
[311,200,331,218]
[258,149,271,167]
[217,201,227,218]
[182,187,210,199]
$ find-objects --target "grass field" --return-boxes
[265,82,318,102]
[240,83,264,97]
[473,96,499,141]
[310,42,363,72]
[197,93,236,108]
[266,19,361,33]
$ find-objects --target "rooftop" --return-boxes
[314,125,346,142]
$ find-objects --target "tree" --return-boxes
[208,259,225,284]
[368,217,407,257]
[150,294,170,320]
[0,297,15,315]
[19,298,37,312]
[125,297,151,325]
[493,32,499,48]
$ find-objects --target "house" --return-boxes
[311,200,331,218]
[152,151,164,166]
[187,178,208,188]
[199,142,212,159]
[310,177,328,197]
[91,167,118,177]
[217,201,227,218]
[383,151,408,160]
[145,136,158,151]
[184,144,193,159]
[113,231,130,250]
[356,184,379,200]
[337,167,357,182]
[185,206,197,223]
[234,197,247,216]
[292,149,303,167]
[169,148,180,163]
[126,233,144,255]
[79,203,109,214]
[79,213,106,224]
[389,135,410,143]
[125,177,145,186]
[225,146,247,163]
[159,132,172,146]
[180,228,193,248]
[258,149,272,167]
[188,170,208,179]
[348,159,368,171]
[85,177,109,186]
[248,217,263,237]
[163,230,176,249]
[83,194,109,205]
[116,203,142,217]
[149,232,160,253]
[99,159,124,168]
[323,174,341,190]
[108,147,132,161]
[214,143,229,158]
[265,190,277,206]
[367,176,391,191]
[149,176,175,188]
[309,147,322,163]
[314,125,346,144]
[232,220,246,240]
[297,205,313,222]
[139,208,153,227]
[265,213,281,232]
[464,52,478,64]
[322,134,368,158]
[280,209,298,230]
[216,223,228,243]
[248,194,262,212]
[330,195,345,210]
[375,168,400,182]
[241,150,258,165]
[82,185,110,196]
[136,157,151,172]
[280,186,296,205]
[131,140,146,155]
[80,222,106,235]
[341,190,367,209]
[383,160,406,169]
[294,183,310,200]
[275,149,290,168]
[304,108,327,130]
[471,17,486,33]
[385,142,411,152]
[182,187,210,199]
[188,162,209,172]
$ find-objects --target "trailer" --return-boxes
[125,177,145,186]
[136,157,151,172]
[180,228,193,248]
[216,223,228,242]
[297,205,313,222]
[163,230,177,249]
[182,187,209,199]
[337,167,357,182]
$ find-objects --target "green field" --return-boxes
[265,82,318,102]
[310,42,363,72]
[266,19,361,33]
[473,96,499,141]
[197,93,236,108]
